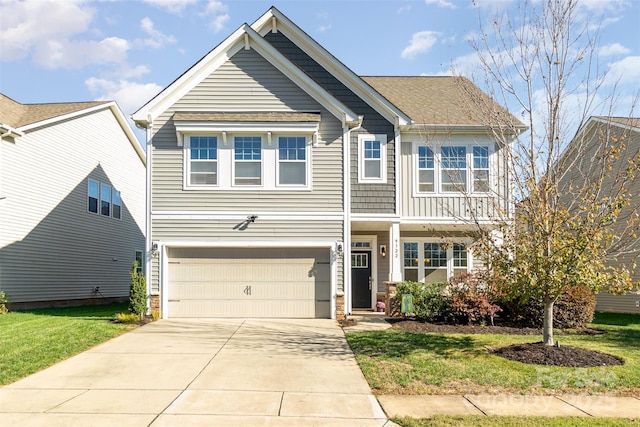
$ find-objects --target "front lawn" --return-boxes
[0,303,138,385]
[346,312,640,396]
[394,415,639,427]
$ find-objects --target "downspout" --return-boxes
[144,115,153,314]
[343,115,363,317]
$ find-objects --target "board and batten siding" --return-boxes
[150,218,344,294]
[150,48,344,213]
[399,137,508,219]
[0,109,145,303]
[263,31,396,214]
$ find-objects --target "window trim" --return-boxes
[88,179,99,214]
[112,188,122,220]
[358,134,387,183]
[413,142,492,197]
[185,135,218,188]
[135,250,144,273]
[276,136,311,187]
[100,183,111,217]
[233,135,263,187]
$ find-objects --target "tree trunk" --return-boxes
[543,299,554,346]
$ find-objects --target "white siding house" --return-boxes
[0,94,146,308]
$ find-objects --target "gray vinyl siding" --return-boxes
[263,31,396,214]
[150,48,344,213]
[150,218,344,295]
[400,139,508,219]
[0,109,145,303]
[596,290,640,314]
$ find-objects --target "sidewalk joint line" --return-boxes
[463,395,487,416]
[553,395,594,417]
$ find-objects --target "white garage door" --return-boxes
[167,247,331,318]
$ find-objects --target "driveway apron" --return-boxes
[1,319,387,426]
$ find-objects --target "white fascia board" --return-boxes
[252,8,412,127]
[591,116,640,133]
[107,103,147,166]
[131,25,247,125]
[244,26,359,125]
[399,216,498,225]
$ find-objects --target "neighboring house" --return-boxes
[0,94,146,308]
[561,116,640,314]
[132,7,524,319]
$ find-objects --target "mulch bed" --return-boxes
[388,319,622,367]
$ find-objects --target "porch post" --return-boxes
[389,221,403,282]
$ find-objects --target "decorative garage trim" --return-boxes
[157,240,340,319]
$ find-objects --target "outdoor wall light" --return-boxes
[247,215,258,223]
[379,245,387,257]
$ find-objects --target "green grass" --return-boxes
[394,415,640,427]
[0,303,138,385]
[346,311,640,396]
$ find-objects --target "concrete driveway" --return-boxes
[1,319,389,426]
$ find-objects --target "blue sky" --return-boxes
[1,0,638,141]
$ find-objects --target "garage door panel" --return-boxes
[167,247,331,318]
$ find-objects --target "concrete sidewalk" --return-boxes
[1,319,393,426]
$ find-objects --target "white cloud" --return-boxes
[140,17,176,49]
[598,43,630,57]
[604,56,640,86]
[143,0,197,14]
[401,31,440,59]
[425,0,457,9]
[318,24,332,33]
[85,77,163,116]
[34,37,130,69]
[201,1,230,33]
[397,5,412,13]
[0,0,93,62]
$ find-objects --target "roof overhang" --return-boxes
[0,123,24,139]
[132,21,361,130]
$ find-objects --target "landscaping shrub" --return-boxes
[114,312,141,323]
[0,291,8,315]
[448,272,502,325]
[395,281,450,321]
[499,284,596,329]
[129,261,147,320]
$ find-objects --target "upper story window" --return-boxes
[473,146,490,192]
[189,136,218,186]
[418,146,435,192]
[358,134,387,183]
[234,136,262,186]
[100,183,111,216]
[441,146,467,192]
[88,178,120,220]
[415,143,491,196]
[278,136,307,186]
[112,189,122,220]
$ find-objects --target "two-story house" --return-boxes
[0,94,146,308]
[132,7,523,319]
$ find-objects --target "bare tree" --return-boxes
[458,0,639,345]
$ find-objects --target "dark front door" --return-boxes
[351,251,372,309]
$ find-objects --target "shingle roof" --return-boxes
[362,76,524,128]
[0,93,108,128]
[594,116,640,130]
[173,111,321,122]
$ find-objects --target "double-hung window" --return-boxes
[88,179,99,213]
[358,134,387,183]
[441,146,466,192]
[403,242,419,282]
[424,242,448,282]
[473,146,490,192]
[234,136,262,186]
[100,183,111,217]
[418,146,435,192]
[112,188,122,220]
[189,136,218,186]
[278,136,307,185]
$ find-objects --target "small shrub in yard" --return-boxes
[395,281,450,321]
[499,284,596,329]
[0,291,9,314]
[448,272,502,325]
[114,312,141,323]
[129,261,147,320]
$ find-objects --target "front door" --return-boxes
[351,251,372,309]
